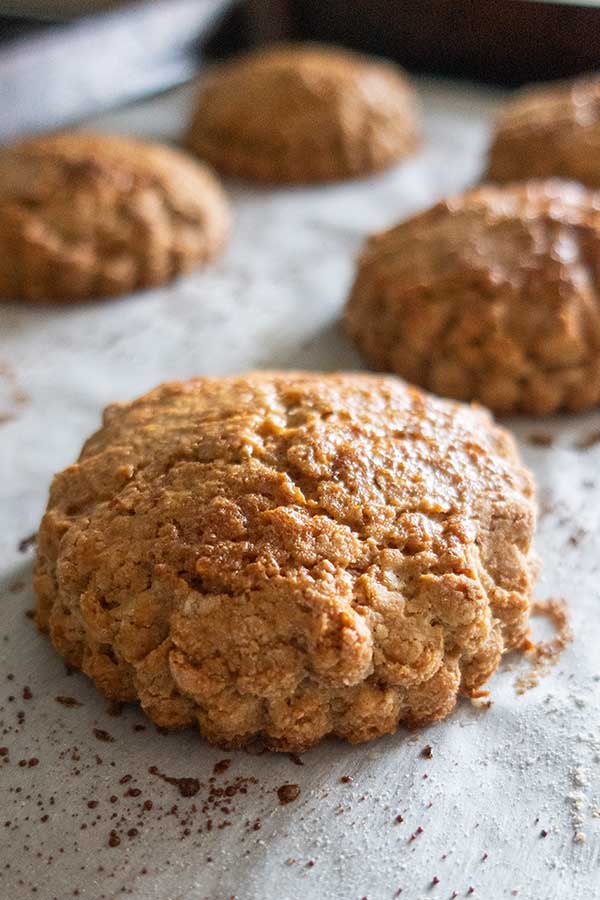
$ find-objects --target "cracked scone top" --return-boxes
[35,372,536,751]
[345,180,600,415]
[486,75,600,187]
[185,43,421,183]
[0,132,230,302]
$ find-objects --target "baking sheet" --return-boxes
[1,78,600,900]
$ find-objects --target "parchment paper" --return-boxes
[1,78,599,900]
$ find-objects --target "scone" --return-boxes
[486,75,600,187]
[34,372,536,751]
[185,43,421,183]
[345,180,600,415]
[0,132,230,303]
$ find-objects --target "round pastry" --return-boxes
[0,132,230,303]
[185,43,421,184]
[345,180,600,415]
[34,371,536,751]
[486,75,600,186]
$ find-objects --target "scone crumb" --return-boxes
[575,430,600,451]
[515,598,573,694]
[277,784,300,805]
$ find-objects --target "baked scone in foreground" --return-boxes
[0,132,230,302]
[185,43,421,183]
[35,373,536,751]
[345,180,600,415]
[486,75,600,187]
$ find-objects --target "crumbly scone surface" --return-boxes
[185,43,420,183]
[486,76,600,187]
[35,372,535,750]
[0,132,230,302]
[345,179,600,415]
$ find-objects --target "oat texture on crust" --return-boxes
[34,372,536,751]
[345,180,600,416]
[486,75,600,187]
[185,43,421,184]
[0,132,230,303]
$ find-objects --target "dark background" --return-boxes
[227,0,600,85]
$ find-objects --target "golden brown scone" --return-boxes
[34,372,536,751]
[0,132,230,303]
[345,180,600,416]
[486,75,600,187]
[185,43,421,184]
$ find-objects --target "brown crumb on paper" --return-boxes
[0,360,30,426]
[516,598,573,694]
[575,430,600,451]
[527,433,554,448]
[277,784,300,805]
[148,765,201,798]
[18,532,37,554]
[55,695,82,707]
[92,728,115,743]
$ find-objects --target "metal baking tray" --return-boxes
[0,0,236,142]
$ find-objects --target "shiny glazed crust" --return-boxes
[486,76,600,187]
[185,43,421,184]
[0,132,230,302]
[345,180,600,415]
[34,372,536,751]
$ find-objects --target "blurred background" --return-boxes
[1,0,599,143]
